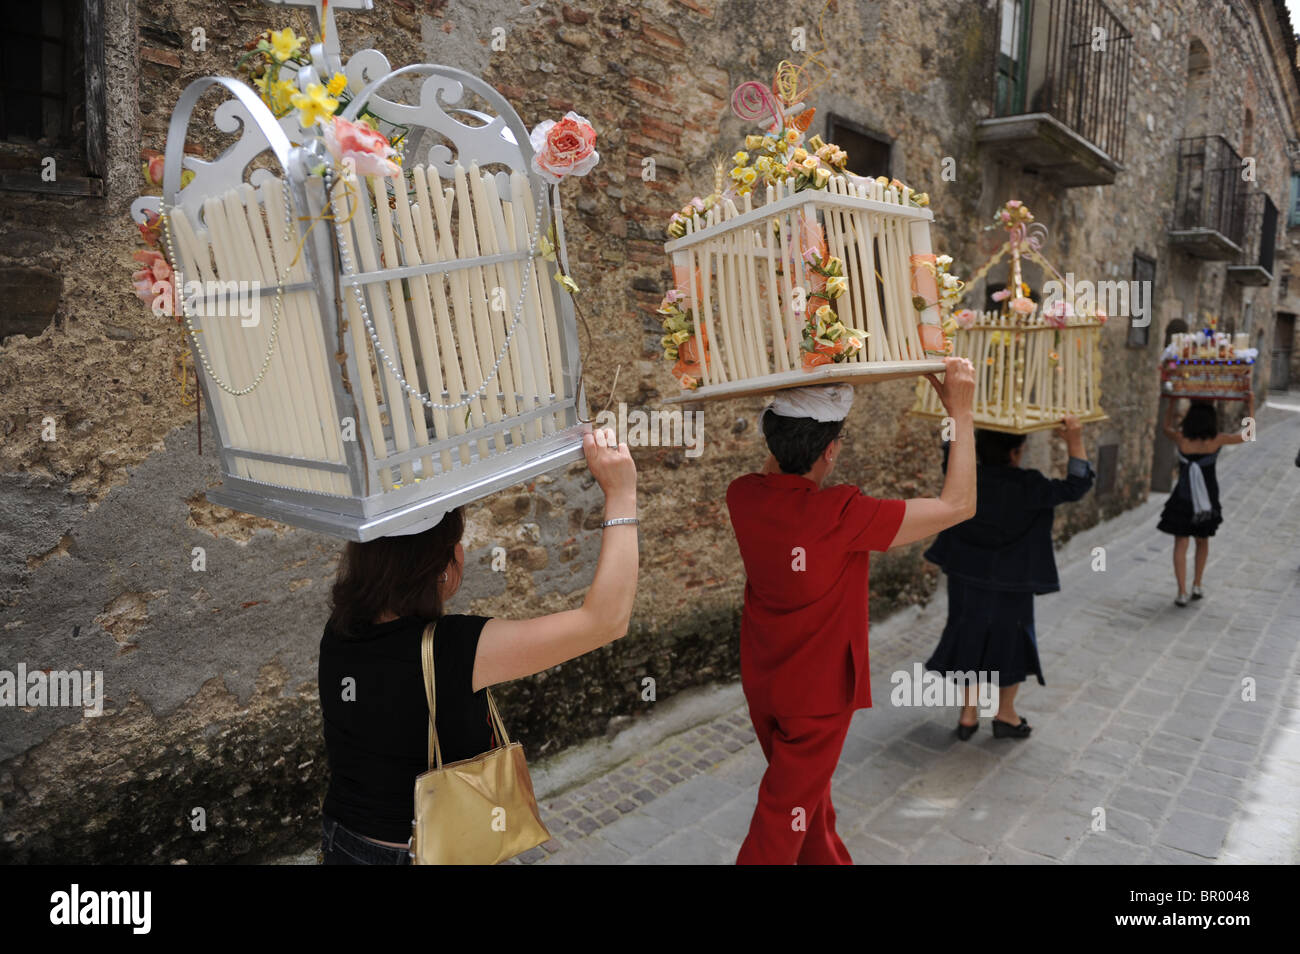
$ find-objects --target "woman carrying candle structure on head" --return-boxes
[317,427,638,864]
[924,417,1095,740]
[1157,395,1253,607]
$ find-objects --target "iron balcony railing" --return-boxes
[1172,136,1247,245]
[1235,191,1279,275]
[993,0,1133,163]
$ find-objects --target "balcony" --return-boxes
[1226,191,1279,285]
[1168,136,1246,260]
[976,0,1132,187]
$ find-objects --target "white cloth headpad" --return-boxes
[762,383,855,423]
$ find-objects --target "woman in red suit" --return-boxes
[725,357,977,864]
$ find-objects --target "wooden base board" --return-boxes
[910,407,1110,434]
[662,359,948,406]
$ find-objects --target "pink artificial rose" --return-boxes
[137,208,163,248]
[132,249,175,315]
[529,111,599,184]
[143,154,166,187]
[954,308,977,329]
[992,288,1011,302]
[1010,296,1036,316]
[1044,299,1072,328]
[324,116,401,178]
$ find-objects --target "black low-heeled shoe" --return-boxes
[992,717,1032,739]
[955,720,979,741]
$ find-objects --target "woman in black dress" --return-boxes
[924,417,1094,740]
[317,428,638,864]
[1157,396,1254,606]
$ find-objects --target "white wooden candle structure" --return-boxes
[911,201,1107,434]
[663,176,947,404]
[911,310,1106,432]
[132,50,585,540]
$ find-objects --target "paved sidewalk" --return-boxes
[519,405,1300,865]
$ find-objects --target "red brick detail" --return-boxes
[140,47,181,69]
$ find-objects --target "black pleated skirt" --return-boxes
[925,576,1044,688]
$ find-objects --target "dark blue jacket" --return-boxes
[924,452,1094,595]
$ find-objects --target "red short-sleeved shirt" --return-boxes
[726,473,906,717]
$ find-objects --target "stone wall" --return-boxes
[1,0,1296,862]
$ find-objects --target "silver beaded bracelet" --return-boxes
[601,517,639,529]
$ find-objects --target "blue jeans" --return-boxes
[321,814,411,865]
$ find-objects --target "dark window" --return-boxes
[826,114,891,180]
[1095,443,1118,495]
[994,0,1031,116]
[1128,252,1155,347]
[0,0,104,194]
[1290,172,1300,228]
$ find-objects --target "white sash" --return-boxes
[1177,452,1214,522]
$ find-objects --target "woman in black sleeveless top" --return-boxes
[318,428,638,864]
[1158,397,1253,607]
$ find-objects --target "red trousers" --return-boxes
[736,704,855,865]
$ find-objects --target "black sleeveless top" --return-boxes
[318,614,496,843]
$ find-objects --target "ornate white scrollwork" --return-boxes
[341,55,532,195]
[131,77,293,240]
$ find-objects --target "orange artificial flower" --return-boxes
[802,351,834,369]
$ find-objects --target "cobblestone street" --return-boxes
[518,402,1300,866]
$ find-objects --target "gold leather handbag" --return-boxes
[410,621,550,865]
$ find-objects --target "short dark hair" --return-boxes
[975,429,1027,467]
[762,411,843,474]
[328,507,465,636]
[1181,401,1218,440]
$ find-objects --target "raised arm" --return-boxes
[1216,390,1256,447]
[1161,397,1181,443]
[889,357,978,549]
[471,428,639,690]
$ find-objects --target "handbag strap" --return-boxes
[420,619,513,772]
[420,622,442,770]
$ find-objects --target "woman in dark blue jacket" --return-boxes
[924,417,1094,740]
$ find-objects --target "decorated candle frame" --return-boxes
[659,78,948,405]
[131,50,587,540]
[911,201,1108,434]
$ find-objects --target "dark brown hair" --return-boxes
[1181,401,1219,441]
[975,429,1027,467]
[328,508,465,636]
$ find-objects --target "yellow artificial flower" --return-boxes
[792,147,808,164]
[326,72,348,96]
[253,74,296,114]
[754,155,772,173]
[761,135,778,152]
[812,166,831,189]
[741,168,758,186]
[268,27,304,63]
[784,128,801,145]
[555,273,580,295]
[800,156,819,172]
[825,275,847,298]
[663,347,679,361]
[806,135,826,152]
[291,83,339,127]
[745,135,765,151]
[733,151,749,166]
